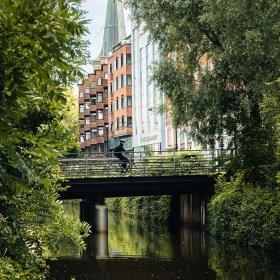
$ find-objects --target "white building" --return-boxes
[132,25,166,151]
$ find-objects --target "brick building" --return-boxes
[78,58,109,154]
[108,36,133,150]
[77,0,127,155]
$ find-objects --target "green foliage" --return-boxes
[0,257,43,280]
[106,196,171,224]
[208,238,280,279]
[142,151,211,176]
[208,175,280,248]
[0,0,90,278]
[125,0,280,185]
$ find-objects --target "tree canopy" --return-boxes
[125,0,280,185]
[0,0,90,278]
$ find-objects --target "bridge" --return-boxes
[59,150,227,230]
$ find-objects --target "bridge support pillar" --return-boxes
[180,194,206,226]
[80,198,108,233]
[95,205,108,233]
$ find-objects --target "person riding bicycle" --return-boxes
[113,139,129,172]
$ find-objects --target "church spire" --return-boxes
[99,0,127,57]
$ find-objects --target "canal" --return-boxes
[48,200,280,280]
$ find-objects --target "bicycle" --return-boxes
[108,153,145,177]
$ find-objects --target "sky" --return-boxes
[81,0,132,67]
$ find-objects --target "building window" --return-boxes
[121,116,124,128]
[126,75,132,86]
[110,102,113,113]
[97,78,103,86]
[127,117,132,128]
[85,117,90,125]
[121,95,124,108]
[97,93,103,103]
[90,112,96,121]
[115,57,119,70]
[98,144,104,153]
[116,77,119,90]
[127,96,132,107]
[91,128,97,138]
[109,64,113,73]
[121,74,124,88]
[80,134,84,143]
[97,109,104,120]
[121,54,124,67]
[79,91,84,98]
[91,81,97,88]
[110,121,114,132]
[79,104,84,113]
[85,102,90,110]
[116,117,119,130]
[118,98,122,110]
[98,127,104,137]
[85,147,91,154]
[116,97,119,111]
[126,53,131,65]
[85,131,91,141]
[91,144,97,153]
[109,83,113,94]
[85,88,90,94]
[90,96,96,105]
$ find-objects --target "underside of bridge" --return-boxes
[60,175,215,199]
[60,175,215,231]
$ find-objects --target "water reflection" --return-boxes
[108,214,173,259]
[48,201,280,280]
[208,239,280,280]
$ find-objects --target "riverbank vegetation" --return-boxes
[208,175,280,249]
[0,1,90,278]
[107,196,171,225]
[125,0,280,248]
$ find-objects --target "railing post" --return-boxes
[107,159,110,177]
[173,149,176,175]
[85,157,88,177]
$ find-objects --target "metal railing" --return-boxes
[59,149,231,179]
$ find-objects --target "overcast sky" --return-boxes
[82,0,132,63]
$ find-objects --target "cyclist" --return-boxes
[113,139,129,172]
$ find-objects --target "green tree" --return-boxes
[125,0,280,185]
[0,0,90,278]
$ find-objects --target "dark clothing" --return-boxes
[113,144,129,171]
[113,144,126,158]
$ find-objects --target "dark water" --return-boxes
[49,201,280,280]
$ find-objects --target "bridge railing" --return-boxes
[59,149,231,178]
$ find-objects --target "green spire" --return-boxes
[99,0,127,57]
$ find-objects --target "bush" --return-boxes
[142,151,210,176]
[208,175,280,248]
[0,258,43,280]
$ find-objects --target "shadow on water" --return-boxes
[48,200,280,280]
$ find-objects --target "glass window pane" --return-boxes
[97,93,103,103]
